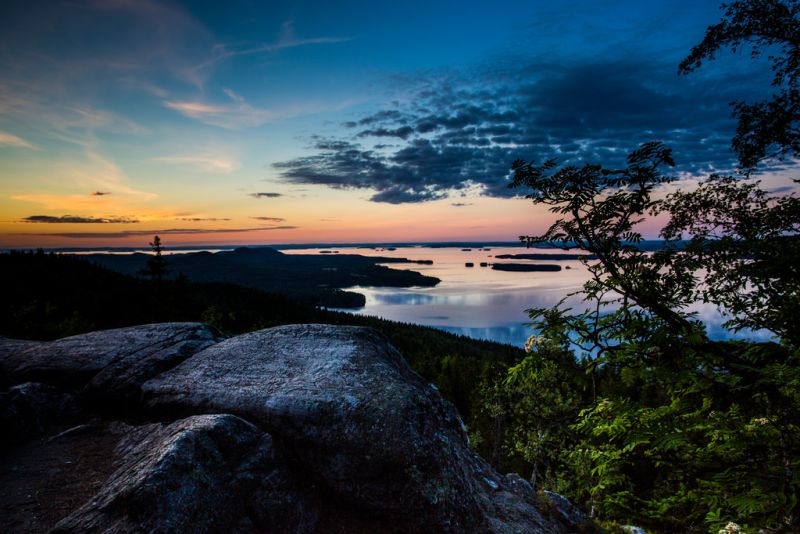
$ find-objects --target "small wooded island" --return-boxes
[491,263,561,272]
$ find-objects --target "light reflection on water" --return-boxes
[285,246,774,348]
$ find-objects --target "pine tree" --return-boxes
[141,235,168,283]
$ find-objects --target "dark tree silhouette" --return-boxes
[501,2,800,529]
[679,0,800,169]
[141,235,168,282]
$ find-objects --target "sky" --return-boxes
[0,0,794,248]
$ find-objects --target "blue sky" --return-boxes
[0,0,790,246]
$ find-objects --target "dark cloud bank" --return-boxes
[274,57,756,203]
[22,215,139,224]
[25,226,298,239]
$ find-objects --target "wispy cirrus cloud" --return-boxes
[21,215,139,224]
[163,88,274,129]
[0,131,36,149]
[251,216,286,222]
[11,151,157,217]
[163,87,360,129]
[193,21,351,76]
[16,0,215,88]
[153,154,240,172]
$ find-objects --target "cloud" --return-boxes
[163,90,275,129]
[23,226,298,239]
[31,149,159,203]
[175,217,231,221]
[91,191,112,196]
[250,192,283,198]
[451,202,473,207]
[274,56,750,203]
[251,216,286,222]
[193,20,351,75]
[0,131,36,149]
[21,215,139,224]
[357,126,415,140]
[154,155,240,172]
[5,0,216,88]
[162,87,356,129]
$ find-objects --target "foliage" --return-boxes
[486,339,593,494]
[679,0,800,170]
[500,142,800,530]
[510,142,703,349]
[661,175,800,344]
[494,3,800,529]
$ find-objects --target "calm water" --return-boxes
[285,246,773,347]
[68,245,772,347]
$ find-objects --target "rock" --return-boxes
[1,323,571,533]
[53,414,316,534]
[2,323,220,403]
[0,382,82,445]
[143,324,488,532]
[0,419,136,532]
[505,473,536,500]
[0,337,43,383]
[544,490,590,527]
[143,324,558,533]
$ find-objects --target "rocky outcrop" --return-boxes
[0,323,581,533]
[52,414,316,533]
[1,323,220,404]
[143,325,489,532]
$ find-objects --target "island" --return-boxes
[491,263,562,272]
[494,253,597,260]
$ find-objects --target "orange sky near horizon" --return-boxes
[0,189,560,249]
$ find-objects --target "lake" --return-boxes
[284,245,773,347]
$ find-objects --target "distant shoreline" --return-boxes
[2,240,675,254]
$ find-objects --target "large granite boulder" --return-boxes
[143,325,482,531]
[142,324,553,533]
[1,323,578,533]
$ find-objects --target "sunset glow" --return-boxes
[1,1,794,248]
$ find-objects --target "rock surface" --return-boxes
[0,382,81,445]
[52,414,315,534]
[1,323,219,404]
[0,337,42,380]
[0,323,582,533]
[545,490,590,528]
[143,325,489,531]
